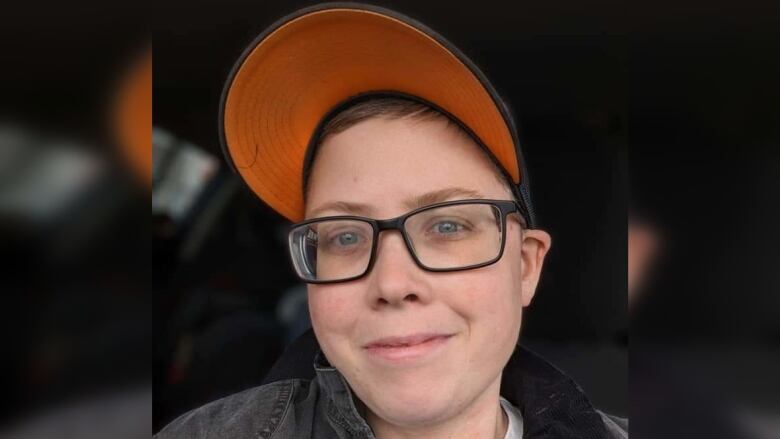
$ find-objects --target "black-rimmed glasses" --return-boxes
[288,199,525,284]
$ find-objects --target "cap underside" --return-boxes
[222,7,519,222]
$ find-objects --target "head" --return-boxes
[302,97,551,427]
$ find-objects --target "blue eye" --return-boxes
[337,232,359,246]
[434,221,461,234]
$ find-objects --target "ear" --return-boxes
[519,229,551,307]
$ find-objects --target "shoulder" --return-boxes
[598,411,629,439]
[154,379,312,439]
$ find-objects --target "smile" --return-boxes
[363,333,454,363]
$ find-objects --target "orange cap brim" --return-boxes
[220,3,521,222]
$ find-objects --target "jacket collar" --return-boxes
[314,343,611,439]
[500,344,611,439]
[314,351,375,437]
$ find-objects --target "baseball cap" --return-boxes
[220,2,536,227]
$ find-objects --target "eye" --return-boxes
[335,231,360,246]
[433,221,462,235]
[324,229,367,252]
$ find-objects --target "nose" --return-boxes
[366,230,432,309]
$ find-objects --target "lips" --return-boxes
[365,333,448,348]
[363,333,453,362]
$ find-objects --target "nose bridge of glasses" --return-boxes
[372,216,418,262]
[374,215,406,232]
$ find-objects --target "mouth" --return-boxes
[363,333,454,363]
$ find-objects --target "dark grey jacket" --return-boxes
[156,330,627,438]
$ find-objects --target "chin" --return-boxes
[365,383,458,426]
[373,400,453,427]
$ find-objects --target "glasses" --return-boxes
[288,199,525,284]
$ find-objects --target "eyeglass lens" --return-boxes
[289,203,503,282]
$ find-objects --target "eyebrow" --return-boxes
[403,187,485,210]
[307,201,373,218]
[306,187,486,219]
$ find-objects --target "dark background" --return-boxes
[627,3,780,436]
[0,0,150,430]
[153,0,628,431]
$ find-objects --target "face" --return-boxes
[305,116,551,427]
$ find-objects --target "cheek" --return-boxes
[487,272,522,332]
[502,225,526,304]
[308,285,362,348]
[440,267,522,381]
[478,267,524,363]
[445,262,524,337]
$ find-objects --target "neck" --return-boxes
[366,375,508,439]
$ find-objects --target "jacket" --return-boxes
[155,329,627,438]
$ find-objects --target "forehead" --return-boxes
[305,116,508,218]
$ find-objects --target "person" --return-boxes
[155,3,627,438]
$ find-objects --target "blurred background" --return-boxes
[629,1,780,437]
[0,1,150,437]
[152,0,628,431]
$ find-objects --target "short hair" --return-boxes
[303,97,516,205]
